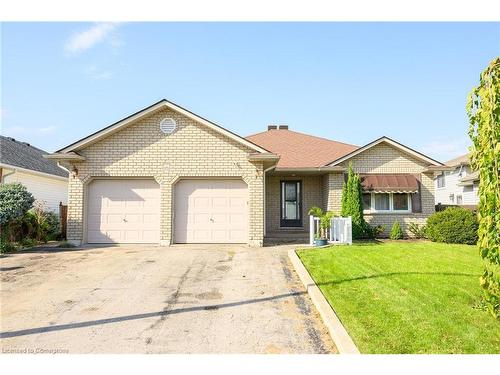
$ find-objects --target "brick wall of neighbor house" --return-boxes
[265,175,323,233]
[330,143,436,237]
[66,107,265,246]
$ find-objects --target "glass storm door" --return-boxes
[280,181,302,227]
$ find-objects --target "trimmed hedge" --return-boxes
[426,207,478,245]
[389,221,404,240]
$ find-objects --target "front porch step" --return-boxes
[264,230,310,245]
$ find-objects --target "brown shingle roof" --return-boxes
[246,129,358,168]
[445,153,470,167]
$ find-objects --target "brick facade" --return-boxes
[66,107,264,246]
[268,143,436,238]
[336,143,435,236]
[265,175,323,233]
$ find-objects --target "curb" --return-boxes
[288,248,360,354]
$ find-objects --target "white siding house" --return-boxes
[434,153,479,207]
[1,136,68,213]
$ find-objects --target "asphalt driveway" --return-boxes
[0,244,335,354]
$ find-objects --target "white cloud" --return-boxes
[39,125,56,134]
[419,137,472,163]
[84,65,113,80]
[65,23,119,55]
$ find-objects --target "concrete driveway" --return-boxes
[0,244,335,354]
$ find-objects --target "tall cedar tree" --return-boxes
[467,58,500,318]
[341,163,367,239]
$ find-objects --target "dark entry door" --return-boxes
[280,180,302,227]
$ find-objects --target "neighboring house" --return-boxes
[434,153,479,208]
[0,135,69,213]
[46,99,447,246]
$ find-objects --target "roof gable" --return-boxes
[0,136,68,178]
[246,129,358,168]
[326,136,443,167]
[445,153,470,167]
[57,99,269,154]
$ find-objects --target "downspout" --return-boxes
[57,162,71,175]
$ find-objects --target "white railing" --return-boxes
[309,215,352,245]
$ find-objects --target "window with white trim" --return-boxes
[363,192,412,213]
[436,173,445,188]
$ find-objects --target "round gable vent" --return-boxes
[159,117,177,134]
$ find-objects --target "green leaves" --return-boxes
[340,163,367,239]
[0,183,35,225]
[467,57,500,319]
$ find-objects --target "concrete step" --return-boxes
[264,230,310,245]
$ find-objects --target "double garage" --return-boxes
[86,178,249,244]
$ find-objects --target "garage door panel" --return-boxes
[87,230,110,242]
[87,179,160,244]
[193,197,210,208]
[143,214,159,224]
[211,230,227,241]
[229,213,246,225]
[229,197,246,207]
[212,197,228,208]
[87,214,104,230]
[229,230,246,241]
[175,179,248,244]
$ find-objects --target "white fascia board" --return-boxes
[0,163,68,182]
[325,137,443,167]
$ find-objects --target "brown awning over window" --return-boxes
[360,174,419,193]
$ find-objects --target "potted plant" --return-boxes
[308,206,335,247]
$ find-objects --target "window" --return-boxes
[393,193,409,211]
[437,173,445,188]
[362,193,372,211]
[456,195,463,205]
[374,193,390,211]
[363,192,411,213]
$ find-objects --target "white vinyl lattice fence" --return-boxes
[309,215,352,245]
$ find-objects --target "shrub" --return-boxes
[20,238,38,248]
[369,225,387,239]
[0,238,18,253]
[408,222,427,239]
[44,211,62,240]
[58,241,76,248]
[364,224,387,239]
[25,202,62,242]
[389,221,404,240]
[341,163,368,239]
[425,207,478,245]
[0,183,35,225]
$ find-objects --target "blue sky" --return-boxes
[1,22,499,161]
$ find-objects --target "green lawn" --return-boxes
[297,241,500,354]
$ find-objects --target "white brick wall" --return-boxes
[66,107,264,246]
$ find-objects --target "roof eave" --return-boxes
[43,152,86,162]
[423,165,456,173]
[273,166,346,173]
[325,136,444,167]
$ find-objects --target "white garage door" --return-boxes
[87,179,160,244]
[174,179,248,243]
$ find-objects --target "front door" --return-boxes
[280,180,302,227]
